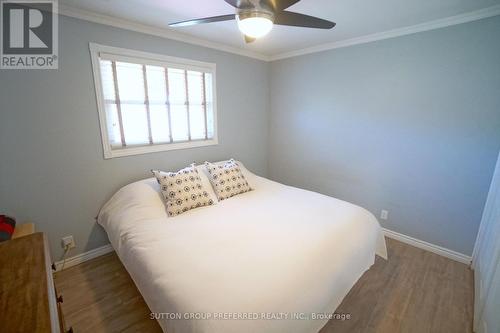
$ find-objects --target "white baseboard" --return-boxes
[54,244,114,272]
[383,228,472,265]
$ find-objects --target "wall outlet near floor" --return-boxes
[380,210,389,220]
[61,235,75,249]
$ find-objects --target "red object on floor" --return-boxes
[0,215,16,241]
[0,222,14,234]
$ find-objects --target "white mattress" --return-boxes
[98,172,387,333]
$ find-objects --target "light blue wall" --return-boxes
[0,15,270,259]
[1,14,499,260]
[269,16,500,255]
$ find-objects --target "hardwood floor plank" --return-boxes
[319,238,473,333]
[54,253,162,333]
[55,238,473,333]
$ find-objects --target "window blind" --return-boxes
[98,54,215,149]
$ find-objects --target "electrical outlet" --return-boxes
[380,210,389,220]
[61,235,75,249]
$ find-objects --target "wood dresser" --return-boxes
[0,232,71,332]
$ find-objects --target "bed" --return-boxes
[98,164,387,333]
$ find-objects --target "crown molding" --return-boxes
[269,4,500,61]
[59,4,271,62]
[59,4,500,63]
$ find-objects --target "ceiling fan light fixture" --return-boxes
[237,11,274,38]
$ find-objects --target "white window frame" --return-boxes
[89,43,218,159]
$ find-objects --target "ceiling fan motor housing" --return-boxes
[237,10,275,23]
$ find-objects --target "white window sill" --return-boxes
[103,138,218,159]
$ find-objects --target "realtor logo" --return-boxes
[1,0,58,69]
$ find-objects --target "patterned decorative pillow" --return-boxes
[204,159,251,200]
[152,164,215,217]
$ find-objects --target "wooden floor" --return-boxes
[54,238,473,333]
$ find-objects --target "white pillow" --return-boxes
[152,164,216,217]
[201,160,256,189]
[204,159,252,201]
[195,164,219,203]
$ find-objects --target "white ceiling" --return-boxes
[60,0,500,57]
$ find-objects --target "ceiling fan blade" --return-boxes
[169,14,235,27]
[244,35,256,43]
[260,0,300,11]
[274,11,336,29]
[224,0,254,9]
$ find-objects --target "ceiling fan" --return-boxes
[169,0,336,43]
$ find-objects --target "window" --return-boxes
[90,43,217,158]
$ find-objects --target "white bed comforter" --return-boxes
[98,174,387,333]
